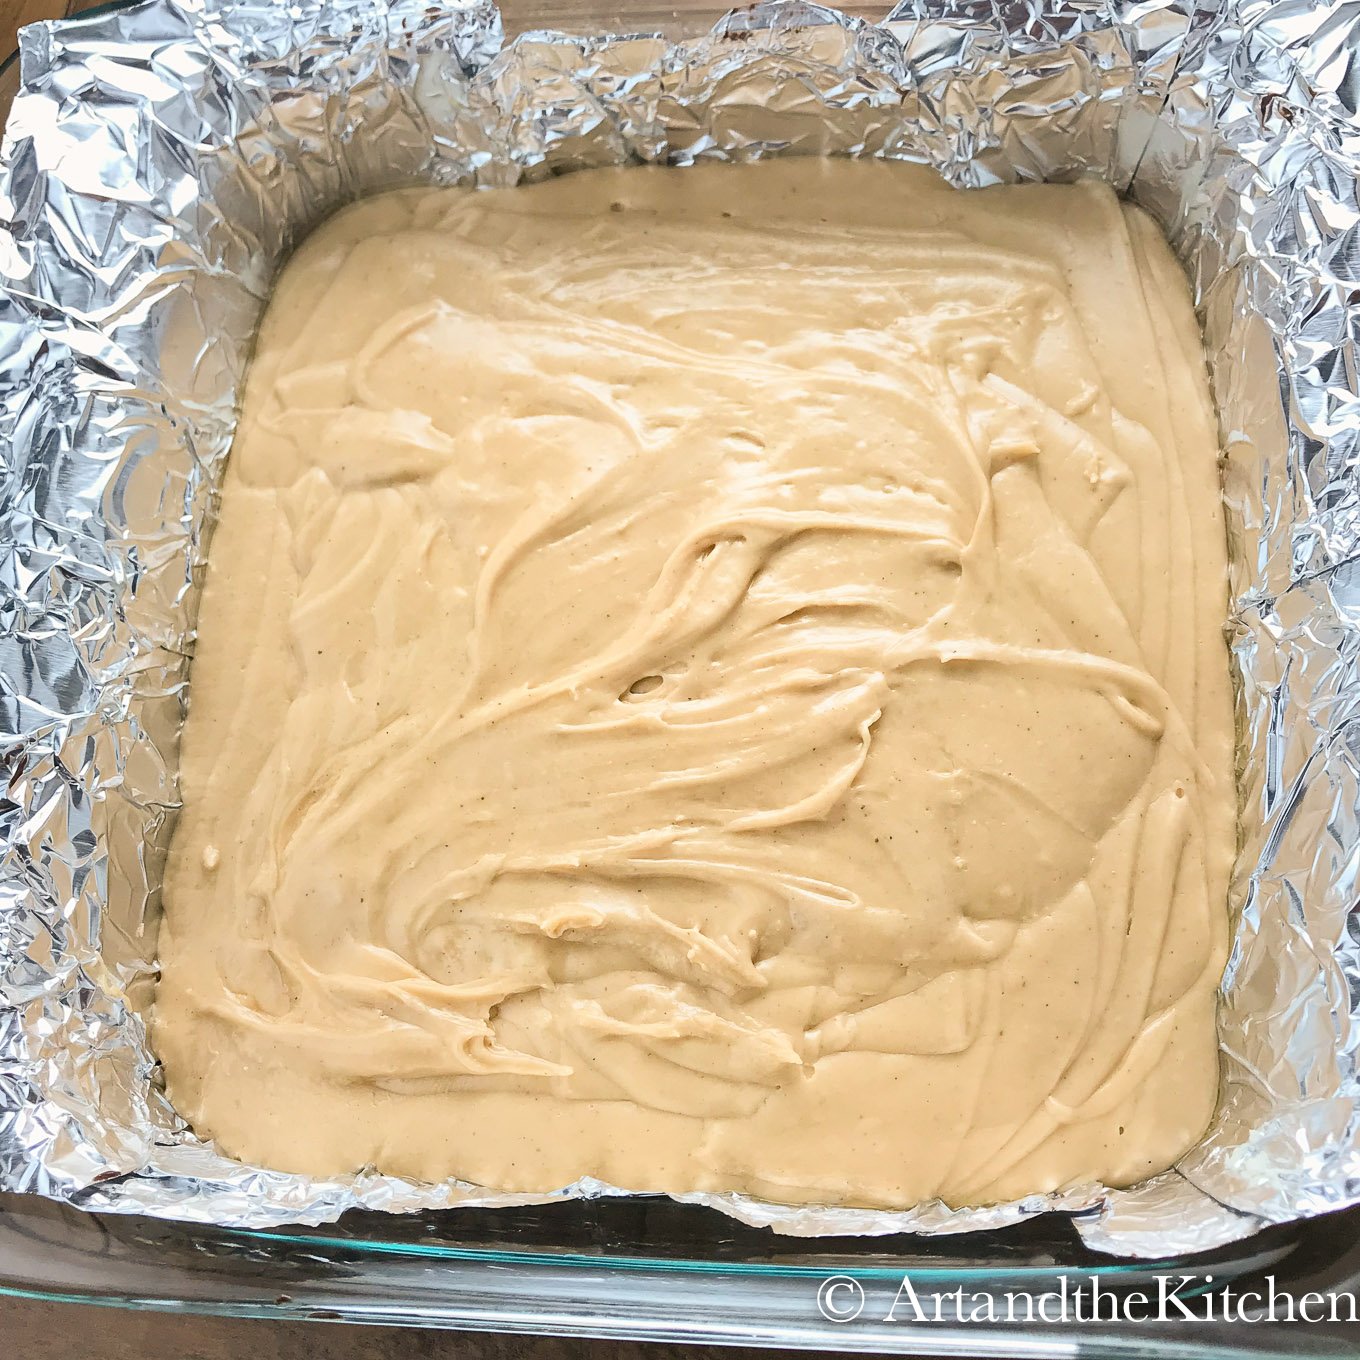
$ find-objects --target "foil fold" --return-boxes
[2,0,1358,1255]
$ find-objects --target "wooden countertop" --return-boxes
[5,1296,854,1360]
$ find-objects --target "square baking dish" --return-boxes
[2,1,1360,1353]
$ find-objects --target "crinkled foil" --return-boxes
[1,0,1358,1257]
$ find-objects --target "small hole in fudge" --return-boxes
[622,674,664,701]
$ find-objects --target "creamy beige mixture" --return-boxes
[155,160,1236,1208]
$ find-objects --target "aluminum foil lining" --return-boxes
[1,0,1358,1257]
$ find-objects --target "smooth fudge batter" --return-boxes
[155,161,1236,1207]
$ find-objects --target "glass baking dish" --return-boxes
[2,2,1359,1355]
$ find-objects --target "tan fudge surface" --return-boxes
[155,161,1235,1208]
